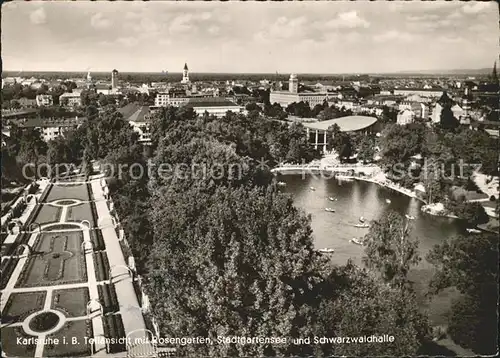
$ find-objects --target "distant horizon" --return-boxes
[2,67,493,76]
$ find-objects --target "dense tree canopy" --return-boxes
[362,211,421,288]
[426,234,498,354]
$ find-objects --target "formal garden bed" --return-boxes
[66,203,94,223]
[46,184,89,202]
[35,205,62,224]
[1,326,37,357]
[16,231,87,288]
[94,251,110,281]
[43,320,93,357]
[97,283,120,314]
[102,313,126,353]
[52,287,90,317]
[57,200,78,206]
[1,291,46,323]
[28,311,60,332]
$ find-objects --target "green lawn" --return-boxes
[66,203,94,223]
[1,326,36,357]
[35,205,62,224]
[52,287,90,317]
[43,320,92,357]
[1,291,46,323]
[46,184,89,202]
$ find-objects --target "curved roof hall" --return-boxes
[302,115,377,132]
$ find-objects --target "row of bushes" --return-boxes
[97,283,119,314]
[90,229,105,251]
[102,314,126,353]
[0,257,20,289]
[94,252,110,282]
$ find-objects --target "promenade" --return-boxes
[90,176,154,356]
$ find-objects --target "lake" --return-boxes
[278,174,466,326]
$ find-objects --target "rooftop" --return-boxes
[118,103,150,123]
[185,98,239,108]
[14,117,84,128]
[302,115,378,132]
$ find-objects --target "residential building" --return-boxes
[397,109,415,125]
[59,92,82,107]
[154,93,189,107]
[185,98,246,118]
[36,94,53,107]
[12,117,83,141]
[393,88,444,98]
[118,103,152,144]
[432,103,465,124]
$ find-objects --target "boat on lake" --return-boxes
[385,199,392,204]
[350,237,365,246]
[354,223,369,228]
[325,208,335,213]
[329,197,337,201]
[310,187,316,191]
[466,228,481,234]
[318,248,335,253]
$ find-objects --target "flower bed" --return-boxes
[29,311,60,332]
[16,231,87,288]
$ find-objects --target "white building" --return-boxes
[59,92,82,107]
[154,93,189,107]
[186,99,246,118]
[393,88,444,98]
[397,109,415,125]
[270,74,329,109]
[14,117,82,141]
[36,94,53,107]
[431,103,465,124]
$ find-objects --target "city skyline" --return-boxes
[2,1,498,74]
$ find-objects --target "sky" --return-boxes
[2,1,498,74]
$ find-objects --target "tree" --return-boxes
[146,186,323,356]
[17,128,47,179]
[326,124,353,161]
[316,262,429,356]
[426,234,498,354]
[362,211,421,288]
[447,200,489,226]
[245,102,260,112]
[357,136,375,163]
[439,104,459,130]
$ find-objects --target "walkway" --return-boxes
[90,178,152,350]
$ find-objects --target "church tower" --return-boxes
[182,63,190,83]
